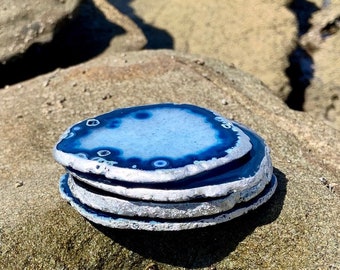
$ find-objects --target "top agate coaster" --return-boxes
[54,103,252,183]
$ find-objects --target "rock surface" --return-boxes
[300,3,340,130]
[0,50,339,269]
[0,0,146,88]
[88,0,146,55]
[110,0,297,99]
[0,0,82,63]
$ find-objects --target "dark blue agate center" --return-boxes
[57,104,244,170]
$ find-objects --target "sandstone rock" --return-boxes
[0,0,82,63]
[304,82,340,130]
[300,3,340,130]
[0,50,338,269]
[0,0,146,88]
[86,0,147,55]
[110,0,297,99]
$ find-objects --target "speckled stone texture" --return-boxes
[110,0,297,99]
[0,50,339,269]
[300,2,340,130]
[0,0,82,62]
[0,0,147,88]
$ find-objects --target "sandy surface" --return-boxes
[110,0,297,99]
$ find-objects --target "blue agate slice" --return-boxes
[59,173,278,231]
[54,103,277,230]
[66,122,273,202]
[54,104,252,183]
[67,173,271,219]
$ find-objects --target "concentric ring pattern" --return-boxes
[54,103,277,231]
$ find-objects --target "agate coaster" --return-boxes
[67,173,270,219]
[54,104,252,183]
[65,122,272,202]
[54,103,278,231]
[60,173,278,231]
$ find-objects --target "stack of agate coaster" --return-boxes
[54,103,277,231]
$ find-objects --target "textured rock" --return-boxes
[300,3,340,130]
[91,0,146,54]
[41,0,147,59]
[0,50,339,269]
[110,0,297,99]
[0,0,82,63]
[0,0,146,88]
